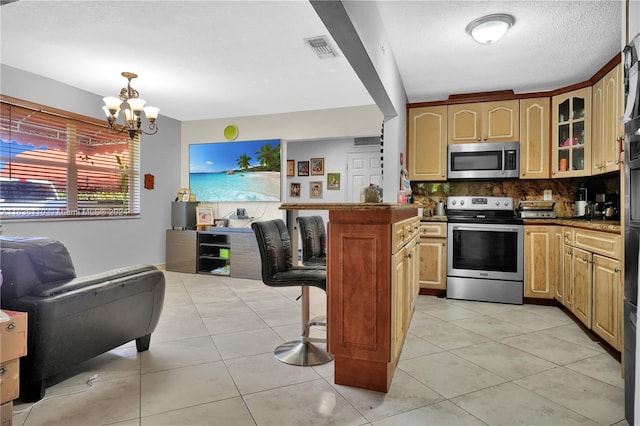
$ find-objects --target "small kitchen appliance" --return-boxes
[447,142,519,180]
[574,184,588,217]
[516,200,556,219]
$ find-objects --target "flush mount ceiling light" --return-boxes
[466,13,515,44]
[102,72,159,140]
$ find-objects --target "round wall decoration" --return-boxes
[223,125,238,141]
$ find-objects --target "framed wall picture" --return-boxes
[310,158,324,175]
[196,207,214,225]
[287,160,295,177]
[298,161,309,176]
[327,173,340,190]
[290,182,301,198]
[310,181,323,199]
[178,187,191,202]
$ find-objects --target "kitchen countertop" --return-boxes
[523,218,621,234]
[419,215,621,234]
[280,203,418,211]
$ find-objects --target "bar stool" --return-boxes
[251,219,332,366]
[296,215,327,266]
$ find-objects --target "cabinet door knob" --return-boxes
[615,267,621,273]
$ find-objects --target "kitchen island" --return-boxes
[280,203,420,392]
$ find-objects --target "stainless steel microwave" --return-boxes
[447,141,520,179]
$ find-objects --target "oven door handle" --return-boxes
[451,225,522,233]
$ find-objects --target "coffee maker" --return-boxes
[593,193,607,220]
[574,184,588,217]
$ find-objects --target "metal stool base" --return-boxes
[274,341,333,366]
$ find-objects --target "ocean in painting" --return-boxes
[190,171,280,202]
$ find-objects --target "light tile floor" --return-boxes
[13,271,629,426]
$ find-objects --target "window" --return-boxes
[0,96,140,219]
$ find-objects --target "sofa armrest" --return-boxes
[30,264,160,297]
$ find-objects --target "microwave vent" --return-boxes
[354,136,380,146]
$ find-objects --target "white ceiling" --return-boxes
[0,0,623,122]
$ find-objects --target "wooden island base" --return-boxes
[334,356,397,392]
[280,203,420,393]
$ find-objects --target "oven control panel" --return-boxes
[447,196,514,211]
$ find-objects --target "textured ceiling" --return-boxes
[0,1,624,122]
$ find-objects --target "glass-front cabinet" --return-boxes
[552,87,592,177]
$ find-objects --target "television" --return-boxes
[189,139,281,202]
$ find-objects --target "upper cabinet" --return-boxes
[551,87,592,177]
[592,63,624,175]
[408,105,447,181]
[448,100,519,144]
[520,98,550,179]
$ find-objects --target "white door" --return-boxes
[347,150,383,202]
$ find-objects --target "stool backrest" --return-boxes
[251,219,293,281]
[296,216,326,265]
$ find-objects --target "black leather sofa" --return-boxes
[0,236,165,402]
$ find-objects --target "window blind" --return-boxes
[0,98,140,219]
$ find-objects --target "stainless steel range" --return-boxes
[446,196,524,305]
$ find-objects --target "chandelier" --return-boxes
[102,72,159,139]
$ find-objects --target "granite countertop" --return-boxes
[418,215,621,234]
[523,218,621,234]
[280,203,419,211]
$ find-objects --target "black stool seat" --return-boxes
[252,219,332,366]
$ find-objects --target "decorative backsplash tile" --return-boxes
[411,173,620,218]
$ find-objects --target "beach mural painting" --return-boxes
[189,139,281,202]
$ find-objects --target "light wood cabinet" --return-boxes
[561,226,622,349]
[408,106,447,181]
[592,63,624,175]
[524,226,555,299]
[592,254,622,349]
[391,217,420,364]
[552,87,592,177]
[563,238,574,311]
[553,228,565,303]
[571,246,593,327]
[448,100,519,144]
[418,222,447,290]
[520,98,550,179]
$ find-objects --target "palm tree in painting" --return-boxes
[255,143,281,171]
[236,153,251,170]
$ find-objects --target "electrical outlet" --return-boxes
[544,190,552,201]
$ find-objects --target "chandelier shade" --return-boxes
[102,72,159,139]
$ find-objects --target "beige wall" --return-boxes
[179,104,382,222]
[180,104,382,186]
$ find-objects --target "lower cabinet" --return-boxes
[561,227,622,350]
[525,225,623,350]
[392,218,420,362]
[592,254,622,348]
[418,222,447,290]
[524,226,555,298]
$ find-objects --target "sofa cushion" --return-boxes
[0,237,76,297]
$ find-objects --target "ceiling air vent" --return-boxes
[304,36,338,59]
[354,136,381,146]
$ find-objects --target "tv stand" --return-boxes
[165,228,261,280]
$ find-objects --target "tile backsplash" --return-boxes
[411,173,620,218]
